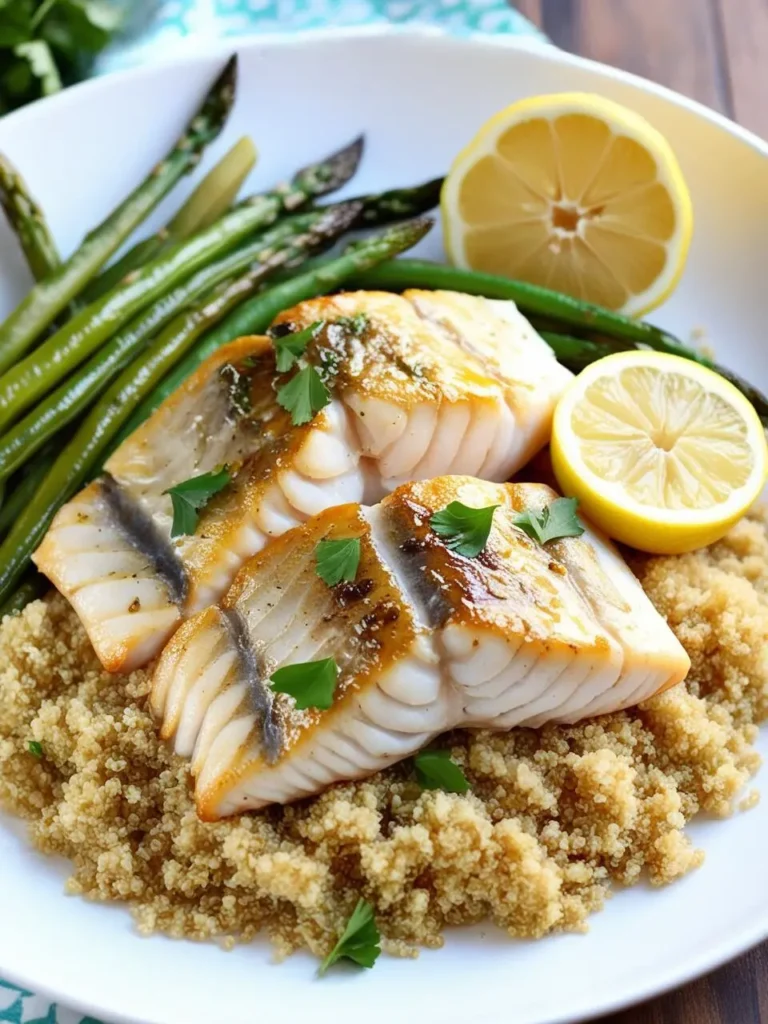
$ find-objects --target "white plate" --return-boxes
[1,28,767,1024]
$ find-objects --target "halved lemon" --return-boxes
[442,93,693,316]
[551,352,768,554]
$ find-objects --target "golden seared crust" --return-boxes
[195,501,425,815]
[404,289,544,397]
[379,476,689,693]
[247,502,422,746]
[379,477,613,648]
[272,291,502,406]
[222,501,366,607]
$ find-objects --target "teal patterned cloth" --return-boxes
[1,3,539,1022]
[98,0,543,72]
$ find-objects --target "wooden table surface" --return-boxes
[510,2,768,1021]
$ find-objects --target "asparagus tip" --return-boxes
[200,54,239,130]
[317,198,366,236]
[425,176,446,203]
[415,176,445,196]
[221,53,239,82]
[358,175,446,226]
[297,134,366,198]
[388,215,433,248]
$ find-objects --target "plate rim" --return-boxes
[1,25,767,1024]
[4,23,767,159]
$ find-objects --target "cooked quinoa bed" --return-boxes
[1,512,767,960]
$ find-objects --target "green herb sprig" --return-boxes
[319,898,381,975]
[315,537,361,587]
[512,497,585,545]
[276,365,331,426]
[414,748,470,793]
[164,467,231,538]
[272,319,325,372]
[270,657,339,711]
[430,501,499,558]
[334,312,368,335]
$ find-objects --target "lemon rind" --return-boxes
[552,352,768,535]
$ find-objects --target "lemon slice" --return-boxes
[551,352,768,554]
[442,93,693,316]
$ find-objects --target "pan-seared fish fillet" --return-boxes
[271,290,572,487]
[34,291,571,673]
[151,477,690,820]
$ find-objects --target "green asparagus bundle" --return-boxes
[0,137,365,435]
[82,136,258,302]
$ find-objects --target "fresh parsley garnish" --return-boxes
[430,501,499,558]
[276,365,331,426]
[414,749,470,794]
[27,740,43,759]
[315,538,361,587]
[511,497,585,545]
[319,898,381,975]
[334,312,368,336]
[270,658,339,711]
[164,467,231,539]
[273,320,325,372]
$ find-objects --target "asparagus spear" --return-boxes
[0,202,362,481]
[348,260,684,351]
[0,139,364,435]
[83,136,259,303]
[119,217,433,438]
[222,175,441,277]
[0,446,58,538]
[537,331,629,373]
[167,136,258,237]
[0,56,238,376]
[84,135,363,304]
[0,572,47,618]
[348,177,444,225]
[0,153,61,282]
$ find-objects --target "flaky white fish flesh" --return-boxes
[151,476,690,820]
[34,290,571,672]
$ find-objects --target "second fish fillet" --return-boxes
[151,476,690,820]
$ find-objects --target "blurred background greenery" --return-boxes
[0,0,156,114]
